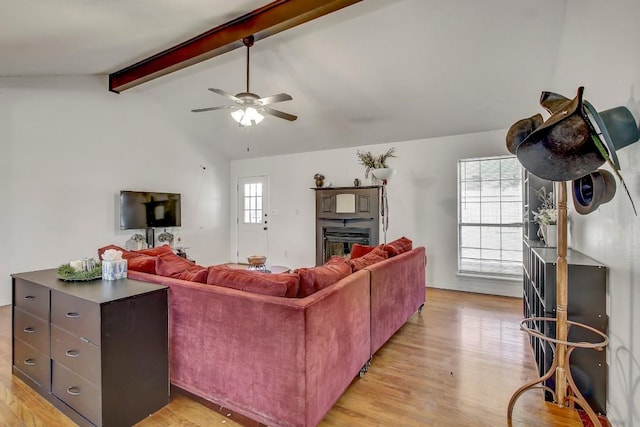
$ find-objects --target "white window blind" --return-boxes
[458,156,523,278]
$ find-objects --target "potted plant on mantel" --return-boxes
[356,147,397,183]
[533,187,557,247]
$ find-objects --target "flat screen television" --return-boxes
[120,190,181,230]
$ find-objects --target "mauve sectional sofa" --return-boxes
[98,241,426,426]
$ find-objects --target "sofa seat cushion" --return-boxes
[207,265,300,298]
[383,236,413,257]
[294,256,352,298]
[350,246,388,271]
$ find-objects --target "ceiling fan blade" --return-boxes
[261,107,297,121]
[208,88,243,104]
[257,93,293,106]
[191,105,234,113]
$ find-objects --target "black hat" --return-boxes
[514,87,639,181]
[572,169,617,215]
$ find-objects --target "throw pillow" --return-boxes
[350,246,389,271]
[155,253,198,278]
[383,236,413,257]
[126,254,157,274]
[136,244,174,257]
[207,266,300,298]
[350,243,379,259]
[295,256,352,298]
[178,265,209,283]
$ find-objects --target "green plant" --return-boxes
[56,261,102,281]
[356,147,396,178]
[533,187,557,225]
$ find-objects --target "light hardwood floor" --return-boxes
[1,287,583,426]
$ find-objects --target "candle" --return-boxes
[70,260,83,271]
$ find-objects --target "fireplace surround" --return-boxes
[314,186,380,265]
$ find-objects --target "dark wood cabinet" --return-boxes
[12,269,169,427]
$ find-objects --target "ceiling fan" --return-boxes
[191,35,297,127]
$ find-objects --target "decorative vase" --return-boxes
[371,168,395,184]
[542,224,558,247]
[315,179,324,188]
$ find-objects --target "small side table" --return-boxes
[225,263,291,274]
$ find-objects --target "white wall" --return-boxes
[230,129,522,297]
[0,75,230,306]
[549,1,640,425]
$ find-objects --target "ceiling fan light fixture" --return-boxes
[231,107,264,127]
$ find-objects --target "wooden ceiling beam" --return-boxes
[109,0,362,93]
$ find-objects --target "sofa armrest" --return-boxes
[366,246,426,354]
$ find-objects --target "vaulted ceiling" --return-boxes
[0,0,567,159]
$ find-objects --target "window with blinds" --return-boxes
[458,156,523,278]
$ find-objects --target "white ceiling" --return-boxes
[0,0,567,159]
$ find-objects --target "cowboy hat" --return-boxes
[515,86,640,181]
[516,87,603,181]
[572,169,616,215]
[541,89,639,171]
[506,113,543,155]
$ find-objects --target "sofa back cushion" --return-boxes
[350,246,389,272]
[207,265,300,298]
[294,256,352,298]
[383,236,413,257]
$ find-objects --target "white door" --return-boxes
[237,176,269,263]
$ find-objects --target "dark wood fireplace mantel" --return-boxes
[314,186,380,265]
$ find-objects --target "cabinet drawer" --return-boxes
[51,292,100,345]
[14,279,49,320]
[14,338,50,392]
[51,325,101,385]
[14,308,49,354]
[52,361,101,426]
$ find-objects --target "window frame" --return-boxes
[457,155,523,279]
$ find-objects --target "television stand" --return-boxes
[146,228,155,248]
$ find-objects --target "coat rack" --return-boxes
[507,181,609,426]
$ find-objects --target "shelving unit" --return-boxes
[522,170,553,241]
[521,241,608,415]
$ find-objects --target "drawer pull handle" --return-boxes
[23,327,35,333]
[24,295,36,301]
[67,386,81,396]
[65,350,80,358]
[66,312,80,319]
[24,358,36,366]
